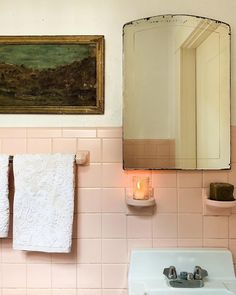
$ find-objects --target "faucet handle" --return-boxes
[193,266,208,280]
[163,266,177,280]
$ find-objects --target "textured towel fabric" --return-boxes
[0,154,9,238]
[13,154,75,253]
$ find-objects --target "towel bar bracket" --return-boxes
[9,151,90,166]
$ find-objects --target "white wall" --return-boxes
[0,0,235,127]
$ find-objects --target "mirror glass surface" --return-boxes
[123,14,230,170]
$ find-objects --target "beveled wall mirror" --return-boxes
[123,14,230,170]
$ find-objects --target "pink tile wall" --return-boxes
[0,126,235,294]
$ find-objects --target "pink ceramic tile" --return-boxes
[1,239,26,263]
[77,239,102,263]
[102,264,128,288]
[178,188,202,213]
[229,239,236,263]
[102,139,122,163]
[27,264,51,288]
[52,290,76,295]
[178,214,203,238]
[102,239,127,263]
[203,170,229,188]
[27,138,52,153]
[77,213,101,238]
[2,290,27,295]
[203,239,229,248]
[77,188,102,213]
[230,200,236,215]
[97,128,122,138]
[27,128,62,138]
[52,138,76,153]
[102,163,128,188]
[78,138,101,162]
[51,264,76,288]
[153,214,178,238]
[0,127,26,138]
[232,136,236,163]
[26,252,51,263]
[101,188,126,213]
[153,239,178,248]
[127,239,153,261]
[79,164,102,188]
[27,290,52,295]
[127,215,152,239]
[77,290,102,295]
[152,171,177,188]
[62,128,96,138]
[228,168,236,187]
[2,138,27,154]
[102,290,127,295]
[77,264,102,288]
[178,239,203,247]
[52,239,77,263]
[102,214,126,238]
[178,171,202,188]
[230,214,236,238]
[0,128,27,138]
[203,216,228,238]
[155,188,177,213]
[2,264,26,288]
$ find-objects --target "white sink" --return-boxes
[128,248,236,295]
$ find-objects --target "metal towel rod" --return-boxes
[8,151,89,166]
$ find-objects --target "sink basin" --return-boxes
[128,248,236,295]
[146,290,234,295]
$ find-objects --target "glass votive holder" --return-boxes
[133,176,150,200]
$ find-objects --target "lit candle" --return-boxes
[133,176,150,200]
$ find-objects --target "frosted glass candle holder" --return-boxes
[133,176,150,200]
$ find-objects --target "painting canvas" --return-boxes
[0,36,104,114]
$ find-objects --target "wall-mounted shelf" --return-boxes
[205,198,236,209]
[126,195,156,207]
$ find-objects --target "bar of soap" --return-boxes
[210,182,234,201]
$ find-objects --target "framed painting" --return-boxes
[0,35,104,114]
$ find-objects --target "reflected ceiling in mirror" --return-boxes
[123,14,230,170]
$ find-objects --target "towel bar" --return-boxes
[8,151,89,165]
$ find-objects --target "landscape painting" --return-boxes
[0,36,104,114]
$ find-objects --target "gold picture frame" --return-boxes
[0,35,104,114]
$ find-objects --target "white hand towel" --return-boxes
[0,154,10,238]
[13,154,75,253]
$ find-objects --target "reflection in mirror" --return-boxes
[123,14,230,170]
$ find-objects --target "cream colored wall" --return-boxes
[0,0,235,127]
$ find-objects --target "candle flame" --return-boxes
[137,181,141,190]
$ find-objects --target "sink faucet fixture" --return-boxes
[163,265,208,288]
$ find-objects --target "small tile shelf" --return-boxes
[126,195,156,207]
[205,198,236,209]
[202,189,236,216]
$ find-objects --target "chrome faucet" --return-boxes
[163,265,208,288]
[194,265,208,280]
[163,266,177,280]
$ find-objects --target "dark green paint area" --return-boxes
[0,44,94,70]
[0,43,97,106]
